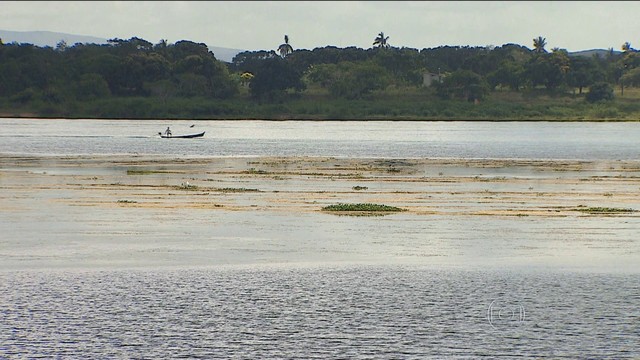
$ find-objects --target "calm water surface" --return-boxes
[1,118,640,159]
[1,118,639,358]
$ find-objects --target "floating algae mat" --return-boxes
[321,203,406,216]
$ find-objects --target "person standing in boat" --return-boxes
[164,127,172,137]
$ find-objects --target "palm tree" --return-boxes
[373,32,390,49]
[278,35,293,58]
[533,36,547,53]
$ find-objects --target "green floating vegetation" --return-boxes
[117,199,137,203]
[322,203,405,212]
[127,169,155,175]
[352,186,368,191]
[217,187,260,192]
[575,206,636,214]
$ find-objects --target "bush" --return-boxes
[321,203,404,212]
[9,88,37,104]
[589,104,620,119]
[586,82,614,103]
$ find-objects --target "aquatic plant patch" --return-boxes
[574,206,636,214]
[217,187,261,192]
[321,203,405,212]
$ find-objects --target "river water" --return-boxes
[1,118,640,160]
[1,119,639,358]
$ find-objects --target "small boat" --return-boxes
[158,131,205,139]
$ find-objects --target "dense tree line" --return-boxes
[1,34,639,112]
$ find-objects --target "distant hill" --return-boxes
[0,29,108,47]
[568,48,621,58]
[208,46,247,63]
[0,29,245,63]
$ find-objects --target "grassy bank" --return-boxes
[2,87,640,121]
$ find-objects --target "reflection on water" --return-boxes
[1,266,638,358]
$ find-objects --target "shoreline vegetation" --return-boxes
[1,86,640,121]
[2,36,640,121]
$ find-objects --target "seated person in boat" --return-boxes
[164,127,172,137]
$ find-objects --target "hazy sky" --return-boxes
[2,1,639,52]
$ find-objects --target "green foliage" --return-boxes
[74,73,111,100]
[249,56,305,101]
[373,32,390,49]
[575,206,636,214]
[217,187,260,192]
[230,50,279,73]
[587,103,620,119]
[524,51,570,90]
[372,47,422,86]
[9,88,37,104]
[487,60,525,91]
[586,82,614,103]
[621,51,640,69]
[435,69,489,101]
[277,35,293,58]
[621,67,640,87]
[307,61,391,99]
[0,37,237,102]
[533,36,547,53]
[3,35,640,120]
[566,56,600,94]
[321,203,404,212]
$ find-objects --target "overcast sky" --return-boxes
[2,1,639,52]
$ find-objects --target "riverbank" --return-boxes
[2,87,640,121]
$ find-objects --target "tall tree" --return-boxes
[373,32,390,49]
[533,36,547,53]
[435,69,489,101]
[249,56,305,101]
[487,60,525,91]
[277,35,293,58]
[524,49,570,90]
[566,56,599,94]
[307,61,391,99]
[619,46,640,95]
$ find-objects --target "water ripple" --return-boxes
[1,266,638,358]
